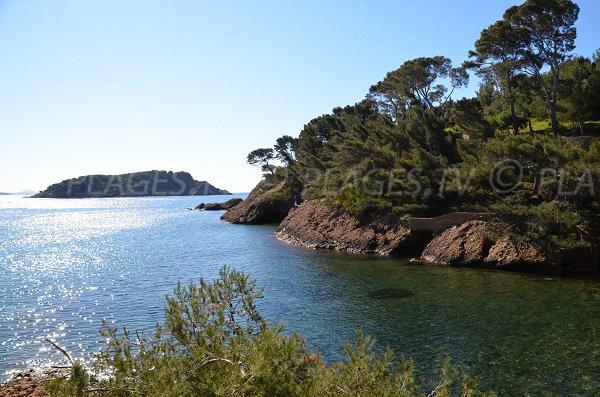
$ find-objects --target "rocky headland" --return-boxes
[276,199,431,255]
[219,186,599,275]
[220,181,295,224]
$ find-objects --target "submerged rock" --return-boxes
[276,199,432,255]
[368,288,414,299]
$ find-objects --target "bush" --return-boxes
[48,267,494,397]
[490,199,589,248]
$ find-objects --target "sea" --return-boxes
[1,195,599,395]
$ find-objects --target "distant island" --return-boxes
[0,190,37,195]
[32,171,230,198]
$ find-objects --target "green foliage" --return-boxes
[489,199,588,248]
[467,19,525,135]
[247,148,277,174]
[274,135,298,166]
[503,0,580,135]
[48,267,493,397]
[558,56,600,128]
[448,98,495,139]
[329,188,393,218]
[243,1,597,244]
[46,363,89,397]
[268,190,286,206]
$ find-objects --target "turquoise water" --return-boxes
[1,195,599,395]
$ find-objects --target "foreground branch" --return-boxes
[46,338,76,366]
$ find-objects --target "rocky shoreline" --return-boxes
[0,368,69,397]
[276,199,431,255]
[217,186,600,275]
[419,220,599,274]
[191,198,243,211]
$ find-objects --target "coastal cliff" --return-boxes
[32,171,230,198]
[276,199,431,255]
[270,204,599,274]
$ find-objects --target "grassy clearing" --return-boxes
[517,119,600,135]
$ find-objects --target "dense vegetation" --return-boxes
[248,0,599,248]
[48,267,494,396]
[33,171,230,198]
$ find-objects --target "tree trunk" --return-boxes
[506,75,519,135]
[529,61,557,136]
[550,64,561,137]
[549,101,559,137]
[528,119,534,134]
[510,96,519,135]
[420,109,434,154]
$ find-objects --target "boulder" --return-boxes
[221,181,294,224]
[192,198,243,211]
[276,199,432,255]
[221,198,243,210]
[202,203,226,211]
[420,221,493,266]
[484,235,558,272]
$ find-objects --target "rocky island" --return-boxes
[32,171,230,198]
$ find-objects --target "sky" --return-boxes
[1,1,599,193]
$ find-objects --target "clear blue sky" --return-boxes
[1,1,598,193]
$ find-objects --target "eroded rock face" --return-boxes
[276,199,432,255]
[420,221,599,274]
[221,182,294,224]
[484,235,557,271]
[420,221,493,266]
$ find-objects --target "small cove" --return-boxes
[1,195,599,395]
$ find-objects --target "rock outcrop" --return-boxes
[193,198,243,211]
[221,181,294,224]
[420,220,599,274]
[275,199,432,255]
[420,221,493,266]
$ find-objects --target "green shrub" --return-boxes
[48,267,494,397]
[489,199,589,248]
[268,191,286,205]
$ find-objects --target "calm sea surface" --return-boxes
[1,195,599,395]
